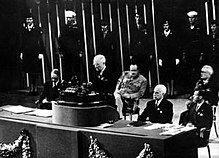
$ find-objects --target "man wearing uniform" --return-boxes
[131,12,152,97]
[20,14,45,95]
[179,11,206,92]
[58,10,83,82]
[131,12,152,81]
[205,20,219,67]
[158,20,180,97]
[96,20,117,79]
[114,64,147,118]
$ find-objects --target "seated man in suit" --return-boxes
[179,90,213,147]
[137,84,173,123]
[114,64,147,118]
[193,65,218,106]
[36,69,66,109]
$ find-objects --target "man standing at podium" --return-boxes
[92,54,116,95]
[92,54,116,107]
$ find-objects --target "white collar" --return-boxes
[196,100,204,111]
[202,79,209,84]
[190,25,195,29]
[164,30,170,37]
[155,98,163,106]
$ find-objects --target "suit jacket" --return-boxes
[131,24,153,78]
[180,101,213,131]
[138,99,173,123]
[39,80,64,103]
[20,26,45,73]
[92,66,117,95]
[194,78,219,105]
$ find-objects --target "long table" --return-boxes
[0,109,198,158]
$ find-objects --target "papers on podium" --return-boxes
[2,105,34,114]
[159,125,196,136]
[143,123,174,130]
[143,123,196,136]
[25,109,52,117]
[1,105,52,117]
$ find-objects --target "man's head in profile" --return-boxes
[51,69,60,83]
[153,84,167,100]
[200,65,214,80]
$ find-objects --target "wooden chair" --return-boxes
[122,98,140,120]
[212,105,218,138]
[179,111,211,158]
[198,128,211,158]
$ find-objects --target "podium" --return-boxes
[52,101,119,127]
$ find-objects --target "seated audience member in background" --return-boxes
[92,54,116,107]
[179,91,213,147]
[114,64,147,118]
[137,84,173,123]
[193,65,218,106]
[36,69,66,109]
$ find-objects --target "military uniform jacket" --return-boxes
[138,99,173,123]
[116,71,147,99]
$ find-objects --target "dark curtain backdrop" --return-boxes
[0,0,26,91]
[0,0,218,91]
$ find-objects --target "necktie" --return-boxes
[52,82,55,88]
[155,101,158,108]
[196,104,200,111]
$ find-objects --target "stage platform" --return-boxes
[0,90,218,158]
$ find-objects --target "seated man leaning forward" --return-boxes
[138,84,173,123]
[179,90,213,147]
[36,69,66,109]
[114,64,147,118]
